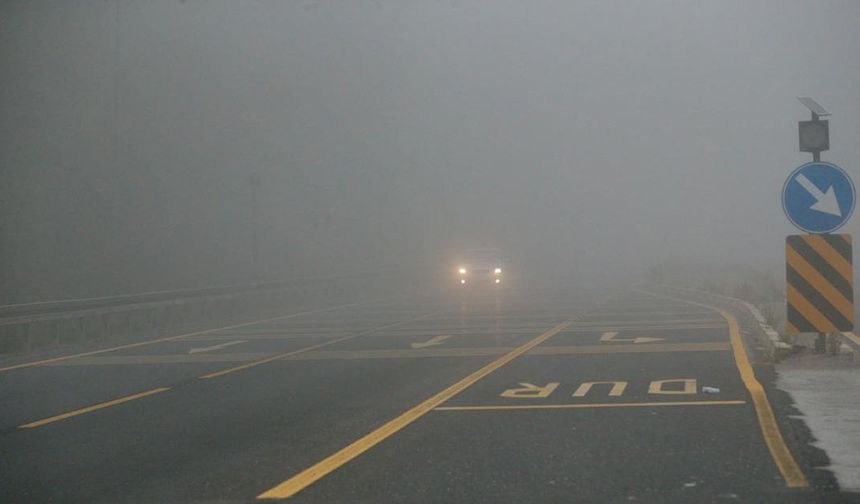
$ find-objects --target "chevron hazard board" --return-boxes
[786,234,853,333]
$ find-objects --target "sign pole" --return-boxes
[811,111,821,163]
[785,98,854,353]
[810,110,825,351]
[812,110,824,351]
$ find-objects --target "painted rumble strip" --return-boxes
[18,387,170,428]
[434,400,747,411]
[256,318,577,500]
[641,289,809,488]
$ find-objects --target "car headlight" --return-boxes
[458,268,467,275]
[494,268,502,274]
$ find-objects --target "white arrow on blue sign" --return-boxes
[782,162,855,233]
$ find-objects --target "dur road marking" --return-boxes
[434,400,747,412]
[18,387,170,428]
[573,381,627,397]
[497,379,699,400]
[500,382,560,398]
[599,331,664,344]
[649,378,696,395]
[641,289,809,488]
[256,318,577,500]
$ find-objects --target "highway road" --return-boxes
[0,285,850,503]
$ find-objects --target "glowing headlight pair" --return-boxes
[494,268,502,274]
[458,268,467,275]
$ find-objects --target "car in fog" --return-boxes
[456,248,504,287]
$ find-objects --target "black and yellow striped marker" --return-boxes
[786,234,853,332]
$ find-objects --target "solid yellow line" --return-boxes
[0,301,365,373]
[256,318,576,500]
[18,387,170,429]
[641,289,809,488]
[200,311,441,379]
[719,306,808,487]
[787,247,853,321]
[434,400,747,411]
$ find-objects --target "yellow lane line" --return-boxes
[434,400,747,411]
[18,387,170,429]
[256,318,576,500]
[0,301,366,373]
[641,289,809,488]
[200,312,442,379]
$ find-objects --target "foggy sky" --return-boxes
[3,0,860,302]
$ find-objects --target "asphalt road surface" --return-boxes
[0,285,851,503]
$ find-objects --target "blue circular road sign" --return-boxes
[782,162,855,233]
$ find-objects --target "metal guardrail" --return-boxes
[0,271,410,325]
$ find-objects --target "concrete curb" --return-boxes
[840,332,860,363]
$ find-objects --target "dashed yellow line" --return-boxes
[641,289,809,488]
[434,400,747,411]
[256,318,577,500]
[18,387,170,428]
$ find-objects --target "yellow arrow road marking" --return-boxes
[599,331,664,344]
[410,335,451,349]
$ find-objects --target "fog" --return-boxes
[3,0,860,303]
